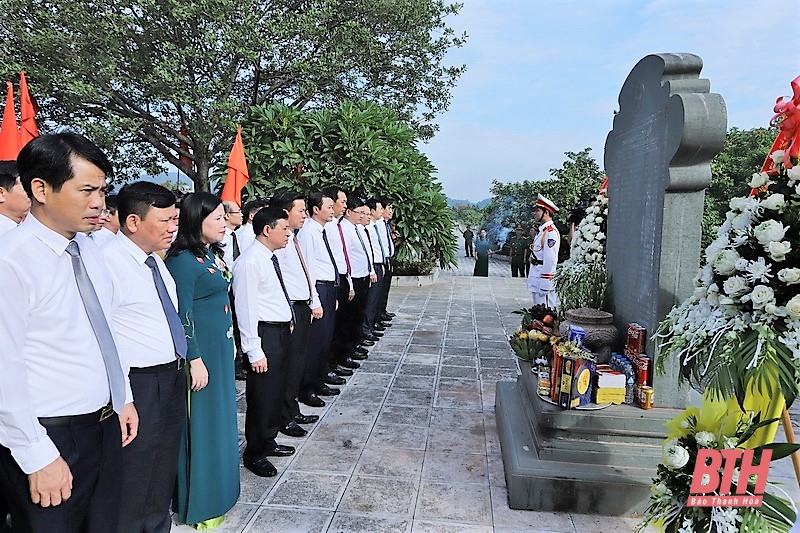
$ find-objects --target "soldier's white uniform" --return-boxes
[526,194,560,308]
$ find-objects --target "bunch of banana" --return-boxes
[508,330,533,360]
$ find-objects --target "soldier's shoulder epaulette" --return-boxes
[544,225,558,233]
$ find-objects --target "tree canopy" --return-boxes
[235,100,456,272]
[0,0,466,190]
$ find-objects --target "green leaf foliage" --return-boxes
[229,100,457,272]
[0,0,466,190]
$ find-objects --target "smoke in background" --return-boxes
[483,195,513,250]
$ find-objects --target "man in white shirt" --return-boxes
[89,194,119,247]
[322,185,350,388]
[296,191,339,406]
[233,206,295,478]
[363,198,389,339]
[234,198,267,255]
[102,182,184,533]
[0,133,137,532]
[377,197,397,325]
[0,161,31,236]
[272,191,322,438]
[221,200,244,265]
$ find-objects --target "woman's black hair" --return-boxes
[166,192,223,259]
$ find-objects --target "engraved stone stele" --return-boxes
[604,53,727,408]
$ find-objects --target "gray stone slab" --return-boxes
[436,378,481,395]
[354,361,399,374]
[439,365,478,379]
[290,442,362,474]
[356,446,425,478]
[398,363,437,377]
[239,465,278,503]
[347,373,394,388]
[416,482,492,525]
[246,507,332,533]
[266,472,349,509]
[421,452,488,485]
[328,513,412,533]
[441,355,477,367]
[336,386,388,404]
[489,487,574,532]
[427,426,486,455]
[377,405,431,426]
[434,390,482,409]
[478,357,516,370]
[323,402,382,425]
[406,343,442,354]
[310,421,373,449]
[392,375,436,390]
[410,522,493,533]
[386,387,434,408]
[367,423,429,451]
[338,476,418,516]
[429,407,484,432]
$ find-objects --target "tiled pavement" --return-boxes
[171,256,800,532]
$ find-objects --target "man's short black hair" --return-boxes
[306,191,325,216]
[0,161,19,191]
[346,196,365,211]
[17,132,113,196]
[104,194,118,214]
[242,198,268,223]
[273,191,305,213]
[365,198,382,211]
[252,205,288,236]
[117,182,176,223]
[322,185,345,201]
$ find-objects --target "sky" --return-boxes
[421,0,800,202]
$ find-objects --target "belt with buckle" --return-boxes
[258,321,292,328]
[315,280,335,286]
[39,404,115,427]
[129,359,185,373]
[530,259,543,266]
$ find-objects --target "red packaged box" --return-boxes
[625,323,647,356]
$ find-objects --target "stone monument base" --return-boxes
[495,361,682,514]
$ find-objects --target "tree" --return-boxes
[0,0,466,189]
[236,100,456,272]
[451,204,486,230]
[703,126,777,248]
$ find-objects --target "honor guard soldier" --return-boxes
[527,194,560,307]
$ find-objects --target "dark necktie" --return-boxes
[337,222,352,275]
[144,256,188,360]
[372,224,386,263]
[66,240,126,413]
[354,224,371,272]
[321,228,340,287]
[232,231,241,260]
[271,254,296,326]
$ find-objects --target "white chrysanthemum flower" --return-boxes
[663,439,690,469]
[731,212,754,232]
[749,171,772,188]
[770,149,786,164]
[745,257,772,283]
[778,268,800,284]
[753,219,789,245]
[761,193,786,211]
[731,234,749,248]
[787,165,800,185]
[695,431,715,447]
[713,249,740,276]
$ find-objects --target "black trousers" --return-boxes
[280,303,312,425]
[363,265,385,330]
[0,413,122,533]
[301,284,337,396]
[511,260,525,278]
[465,241,473,257]
[379,260,392,317]
[119,365,186,533]
[244,322,291,459]
[331,276,369,362]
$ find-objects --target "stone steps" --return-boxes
[495,361,683,514]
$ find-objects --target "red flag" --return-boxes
[0,81,21,160]
[18,72,38,147]
[178,127,193,170]
[219,125,249,207]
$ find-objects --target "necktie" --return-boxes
[293,234,313,302]
[336,222,352,275]
[354,225,371,272]
[363,227,375,264]
[232,231,241,260]
[384,220,394,256]
[271,254,296,326]
[321,228,340,287]
[373,224,386,263]
[144,256,188,360]
[66,240,126,413]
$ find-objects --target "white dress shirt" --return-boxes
[324,219,349,284]
[0,214,17,236]
[89,225,116,247]
[235,223,256,254]
[382,217,395,258]
[102,232,180,369]
[339,218,372,278]
[232,240,293,362]
[296,218,337,283]
[274,232,321,309]
[366,219,388,265]
[0,214,132,474]
[221,227,237,265]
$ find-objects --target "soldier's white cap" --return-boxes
[535,194,558,213]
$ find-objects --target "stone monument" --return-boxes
[495,53,727,514]
[604,53,727,408]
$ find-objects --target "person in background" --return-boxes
[377,197,396,325]
[89,194,119,246]
[507,225,530,278]
[473,229,492,277]
[165,192,239,529]
[0,161,30,236]
[527,194,561,307]
[220,200,243,265]
[102,182,185,533]
[0,132,136,532]
[235,198,268,254]
[462,225,474,258]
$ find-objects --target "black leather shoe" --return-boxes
[299,393,326,408]
[377,321,392,328]
[294,413,319,424]
[370,329,384,337]
[361,338,376,346]
[317,385,340,396]
[280,421,307,438]
[333,366,354,376]
[372,324,387,332]
[244,456,277,477]
[383,312,396,319]
[350,351,368,360]
[353,346,369,355]
[324,373,346,385]
[339,358,361,369]
[266,444,295,457]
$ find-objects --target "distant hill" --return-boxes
[447,197,491,208]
